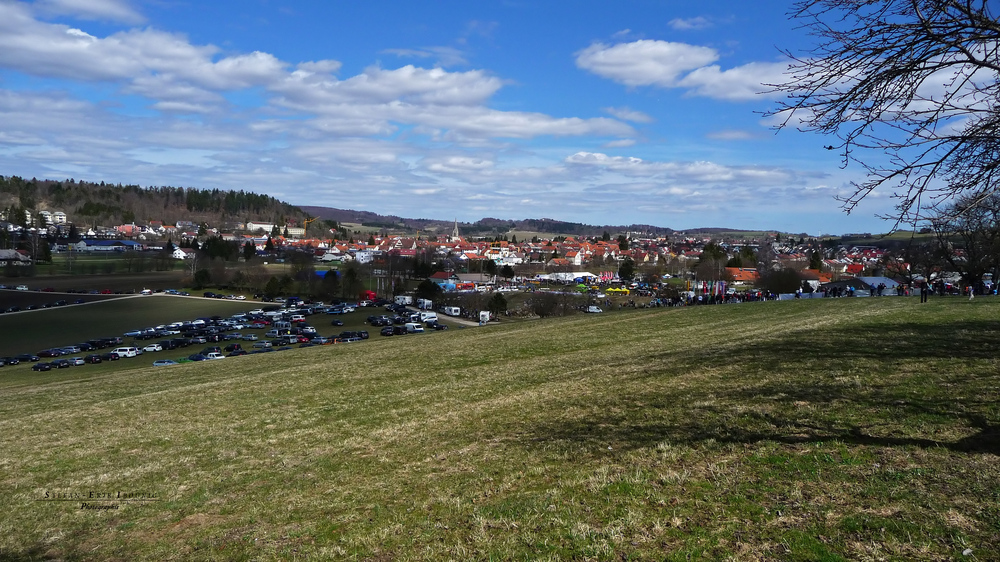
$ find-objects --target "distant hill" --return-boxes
[0,173,808,240]
[0,175,306,229]
[301,205,679,238]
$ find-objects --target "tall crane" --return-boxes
[303,216,319,237]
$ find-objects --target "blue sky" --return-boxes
[0,0,902,234]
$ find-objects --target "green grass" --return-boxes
[0,295,260,357]
[1,297,998,560]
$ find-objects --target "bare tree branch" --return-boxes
[768,0,1000,227]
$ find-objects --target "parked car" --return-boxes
[1,356,20,365]
[83,354,102,364]
[15,285,29,291]
[68,357,85,366]
[38,349,63,358]
[224,343,243,353]
[187,353,209,361]
[100,352,121,361]
[50,359,72,369]
[143,343,163,352]
[111,347,140,358]
[16,353,40,362]
[32,362,52,371]
[205,352,226,360]
[153,359,179,366]
[380,326,395,336]
[242,333,259,341]
[227,349,248,357]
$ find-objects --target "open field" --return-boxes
[0,295,258,358]
[0,271,188,294]
[1,297,998,560]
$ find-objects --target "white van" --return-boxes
[112,346,140,358]
[274,321,292,330]
[404,322,425,333]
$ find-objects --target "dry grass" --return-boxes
[1,296,998,560]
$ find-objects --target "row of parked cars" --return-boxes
[13,296,452,372]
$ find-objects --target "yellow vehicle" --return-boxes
[606,287,630,295]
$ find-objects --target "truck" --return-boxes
[395,295,414,306]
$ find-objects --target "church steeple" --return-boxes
[452,218,460,240]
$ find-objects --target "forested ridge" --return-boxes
[0,175,305,228]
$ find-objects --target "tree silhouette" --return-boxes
[770,0,1000,224]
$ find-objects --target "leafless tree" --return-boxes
[769,0,1000,225]
[930,192,1000,285]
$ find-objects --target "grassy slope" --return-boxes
[0,296,259,357]
[1,297,998,560]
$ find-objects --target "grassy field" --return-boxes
[1,297,998,560]
[0,295,260,357]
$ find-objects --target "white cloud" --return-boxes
[564,151,799,185]
[669,17,711,30]
[575,40,718,87]
[678,62,789,100]
[576,39,793,102]
[35,0,144,24]
[274,65,503,108]
[603,106,653,123]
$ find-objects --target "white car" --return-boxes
[234,295,246,300]
[15,285,28,291]
[242,334,259,341]
[143,344,163,352]
[205,352,226,360]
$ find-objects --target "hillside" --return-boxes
[301,205,677,238]
[2,297,998,560]
[0,175,306,229]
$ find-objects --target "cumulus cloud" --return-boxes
[34,0,144,24]
[576,39,792,101]
[575,39,718,87]
[678,61,789,100]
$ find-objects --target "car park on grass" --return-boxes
[153,359,178,366]
[31,362,51,371]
